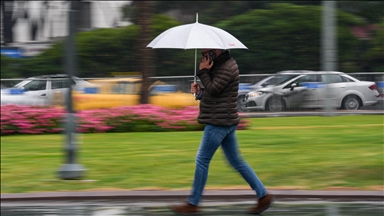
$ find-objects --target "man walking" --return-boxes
[170,49,273,214]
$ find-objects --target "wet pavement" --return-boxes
[1,200,383,216]
[2,189,383,215]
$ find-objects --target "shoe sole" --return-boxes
[247,202,272,215]
[169,207,201,215]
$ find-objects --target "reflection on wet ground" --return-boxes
[1,200,383,216]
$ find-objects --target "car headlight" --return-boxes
[247,92,264,98]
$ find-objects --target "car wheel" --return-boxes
[266,97,285,112]
[237,95,247,112]
[342,95,361,110]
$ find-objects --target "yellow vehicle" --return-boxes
[71,78,199,110]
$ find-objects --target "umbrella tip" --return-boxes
[196,13,198,23]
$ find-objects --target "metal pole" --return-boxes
[321,1,337,116]
[57,5,86,180]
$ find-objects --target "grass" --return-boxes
[1,115,383,194]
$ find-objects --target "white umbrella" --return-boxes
[146,13,248,84]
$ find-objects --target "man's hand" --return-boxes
[199,55,214,70]
[191,83,201,95]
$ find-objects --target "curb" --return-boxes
[2,190,383,202]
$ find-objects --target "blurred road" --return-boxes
[2,190,383,216]
[1,200,383,216]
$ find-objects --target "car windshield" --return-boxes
[13,79,33,88]
[267,74,300,85]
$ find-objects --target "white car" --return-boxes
[1,74,94,106]
[377,75,384,101]
[244,71,380,112]
[238,70,315,111]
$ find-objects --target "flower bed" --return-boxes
[1,104,250,135]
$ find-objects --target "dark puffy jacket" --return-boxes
[196,51,240,126]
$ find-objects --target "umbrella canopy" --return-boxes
[146,22,248,50]
[146,14,247,83]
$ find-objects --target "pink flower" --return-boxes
[1,104,249,135]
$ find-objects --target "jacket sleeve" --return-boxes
[197,66,233,96]
[195,88,204,100]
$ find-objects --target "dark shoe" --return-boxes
[248,194,273,214]
[170,202,200,214]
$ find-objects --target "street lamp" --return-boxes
[57,3,86,180]
[321,0,337,116]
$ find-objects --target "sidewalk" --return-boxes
[2,189,383,202]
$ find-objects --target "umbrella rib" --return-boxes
[208,26,227,49]
[184,25,195,49]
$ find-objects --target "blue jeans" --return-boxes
[187,124,268,206]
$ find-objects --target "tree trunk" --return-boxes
[137,1,154,104]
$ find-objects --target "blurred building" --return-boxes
[1,0,132,58]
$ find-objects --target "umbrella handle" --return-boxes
[193,75,196,98]
[194,49,197,98]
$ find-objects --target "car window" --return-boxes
[296,74,318,84]
[282,74,318,89]
[51,79,75,89]
[341,76,356,82]
[14,80,31,88]
[110,81,139,94]
[321,74,343,83]
[23,80,47,91]
[267,75,300,85]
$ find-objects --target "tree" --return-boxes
[75,26,140,77]
[338,1,384,24]
[0,55,23,78]
[5,2,380,79]
[137,1,154,104]
[366,18,384,71]
[214,3,364,73]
